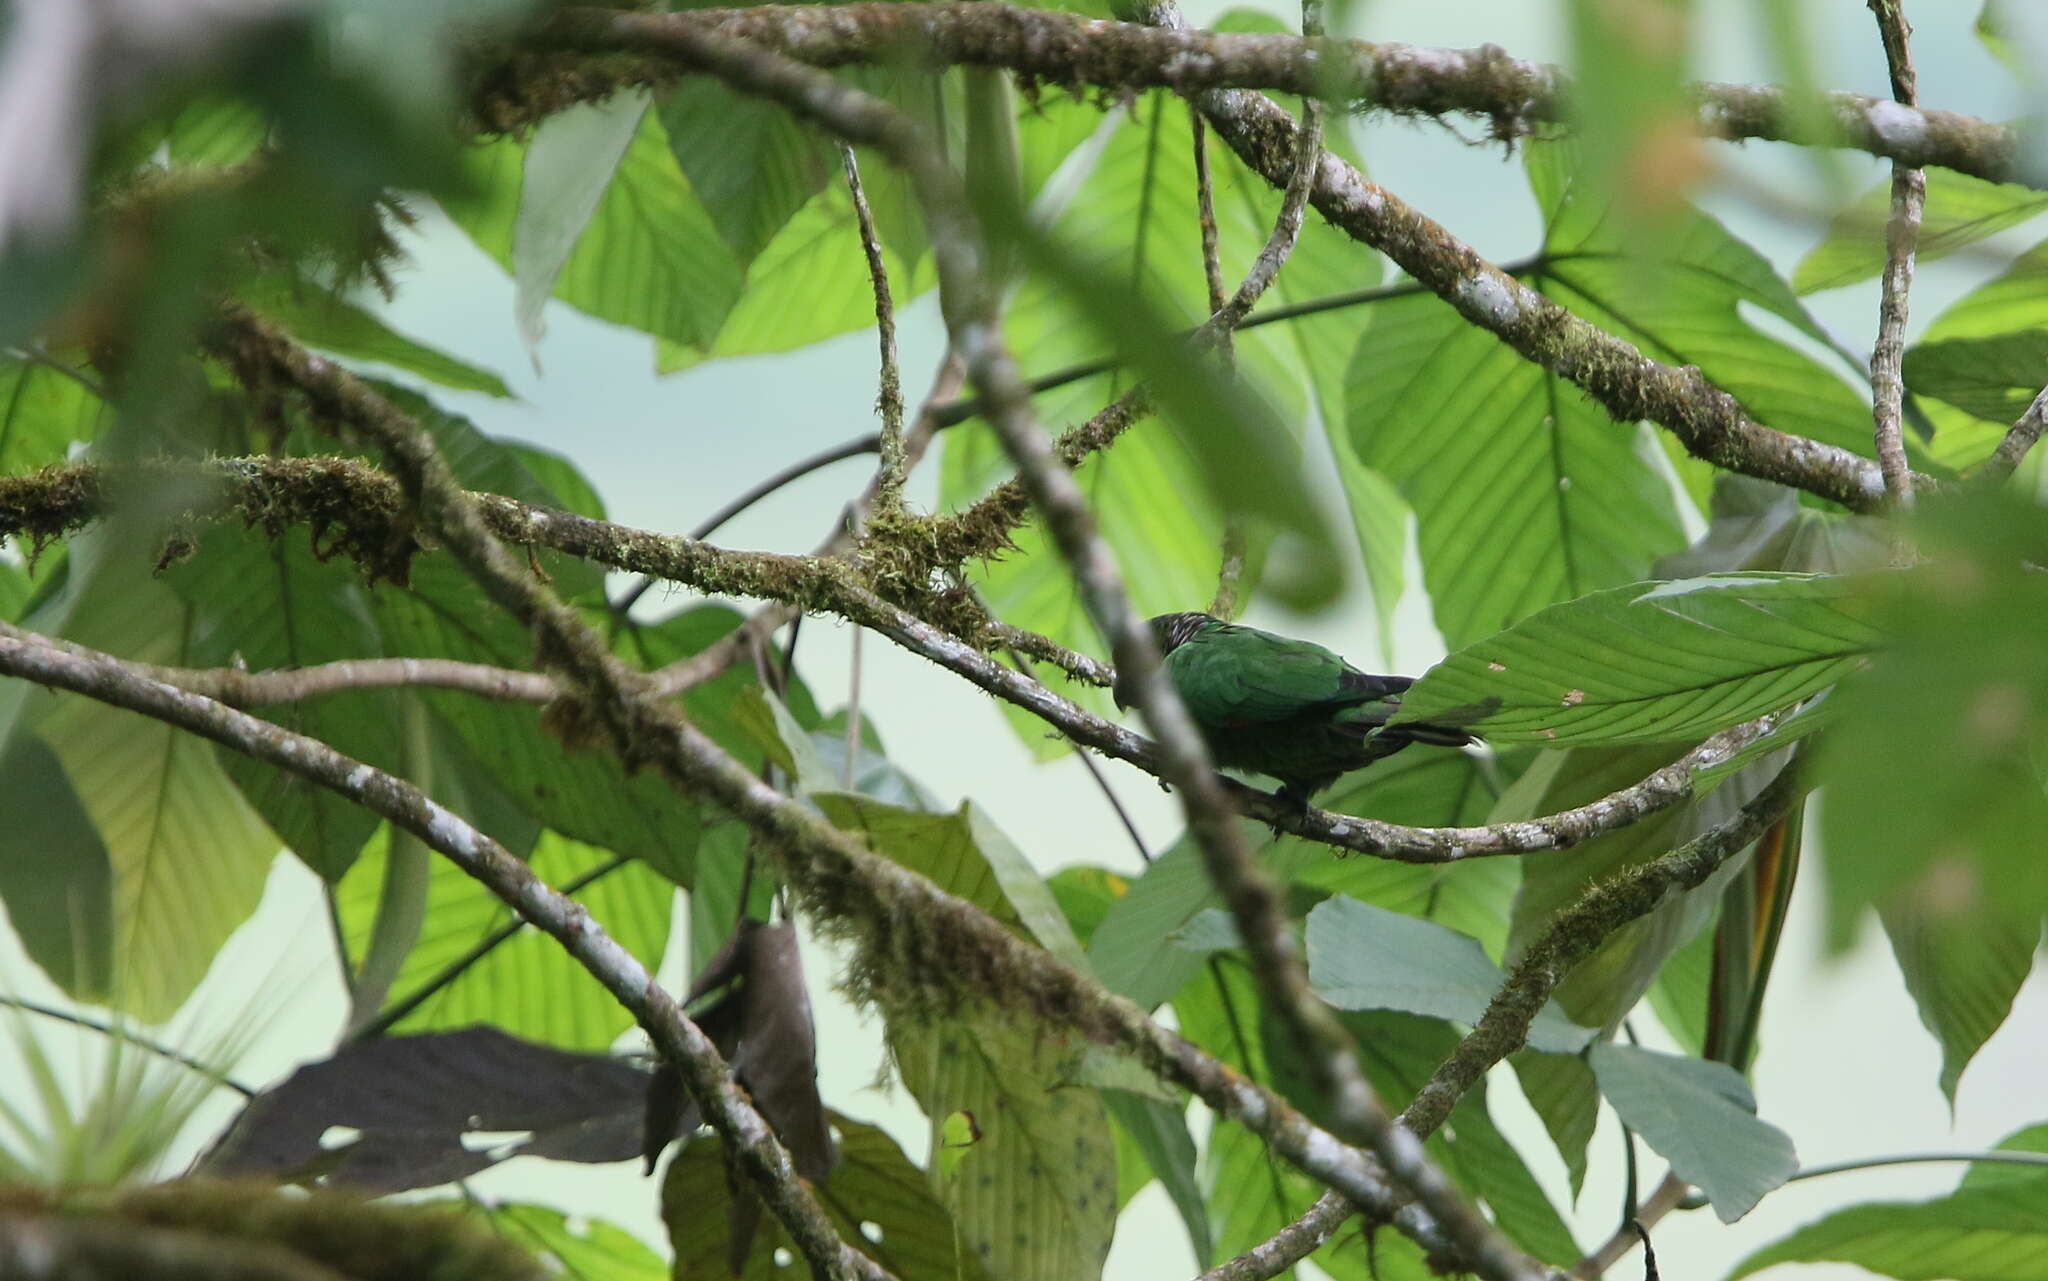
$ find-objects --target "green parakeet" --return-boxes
[1114,612,1473,805]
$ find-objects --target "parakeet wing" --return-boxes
[1164,623,1407,726]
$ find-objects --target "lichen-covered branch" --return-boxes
[1867,0,1922,516]
[841,144,907,523]
[1185,86,1899,512]
[1198,1189,1350,1281]
[1982,383,2048,486]
[1398,760,1809,1140]
[0,622,890,1281]
[529,4,2031,189]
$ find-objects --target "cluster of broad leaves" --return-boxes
[2,2,2048,1280]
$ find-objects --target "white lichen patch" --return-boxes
[1866,100,1929,153]
[1396,44,1466,77]
[1454,272,1522,326]
[424,802,481,859]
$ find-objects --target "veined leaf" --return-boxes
[1821,495,2048,951]
[557,102,749,344]
[0,355,108,472]
[1590,1043,1796,1222]
[456,100,744,356]
[473,1204,666,1281]
[162,521,396,880]
[236,275,511,398]
[893,1008,1116,1281]
[1305,895,1594,1054]
[668,183,936,364]
[1881,896,2042,1104]
[338,827,671,1050]
[1904,238,2048,424]
[809,791,1085,969]
[1795,170,2048,295]
[1729,1172,2048,1280]
[26,531,278,1019]
[514,92,648,356]
[659,79,835,268]
[1393,572,1882,745]
[1346,292,1687,648]
[665,1112,990,1281]
[1353,139,1873,649]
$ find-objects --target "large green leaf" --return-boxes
[1088,819,1320,1008]
[1103,1091,1211,1266]
[1882,896,2042,1105]
[1821,495,2048,951]
[942,91,1365,751]
[162,521,397,880]
[338,828,670,1050]
[1394,573,1882,745]
[1795,170,2048,294]
[1345,284,1687,648]
[1509,1049,1599,1199]
[451,103,744,355]
[1264,1001,1582,1269]
[1349,139,1872,648]
[1304,895,1594,1054]
[23,533,279,1019]
[664,1112,989,1281]
[370,555,694,874]
[1903,239,2048,424]
[514,91,650,354]
[1499,746,1707,1030]
[1590,1044,1796,1223]
[1292,744,1532,958]
[0,355,108,472]
[1729,1172,2048,1280]
[658,183,938,367]
[0,732,113,999]
[469,1204,665,1281]
[811,791,1084,967]
[1175,963,1432,1281]
[236,275,511,398]
[1963,1122,2048,1191]
[892,1008,1116,1281]
[658,80,834,268]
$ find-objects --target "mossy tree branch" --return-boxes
[522,4,2032,189]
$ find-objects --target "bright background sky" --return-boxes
[4,2,2047,1279]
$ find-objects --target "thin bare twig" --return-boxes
[1867,0,1922,519]
[842,143,908,522]
[1981,383,2048,485]
[1571,1173,1688,1279]
[1191,113,1230,329]
[0,996,257,1098]
[1196,1189,1348,1281]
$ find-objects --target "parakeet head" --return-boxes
[1146,611,1217,654]
[1115,612,1219,711]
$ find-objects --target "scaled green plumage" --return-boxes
[1115,612,1473,804]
